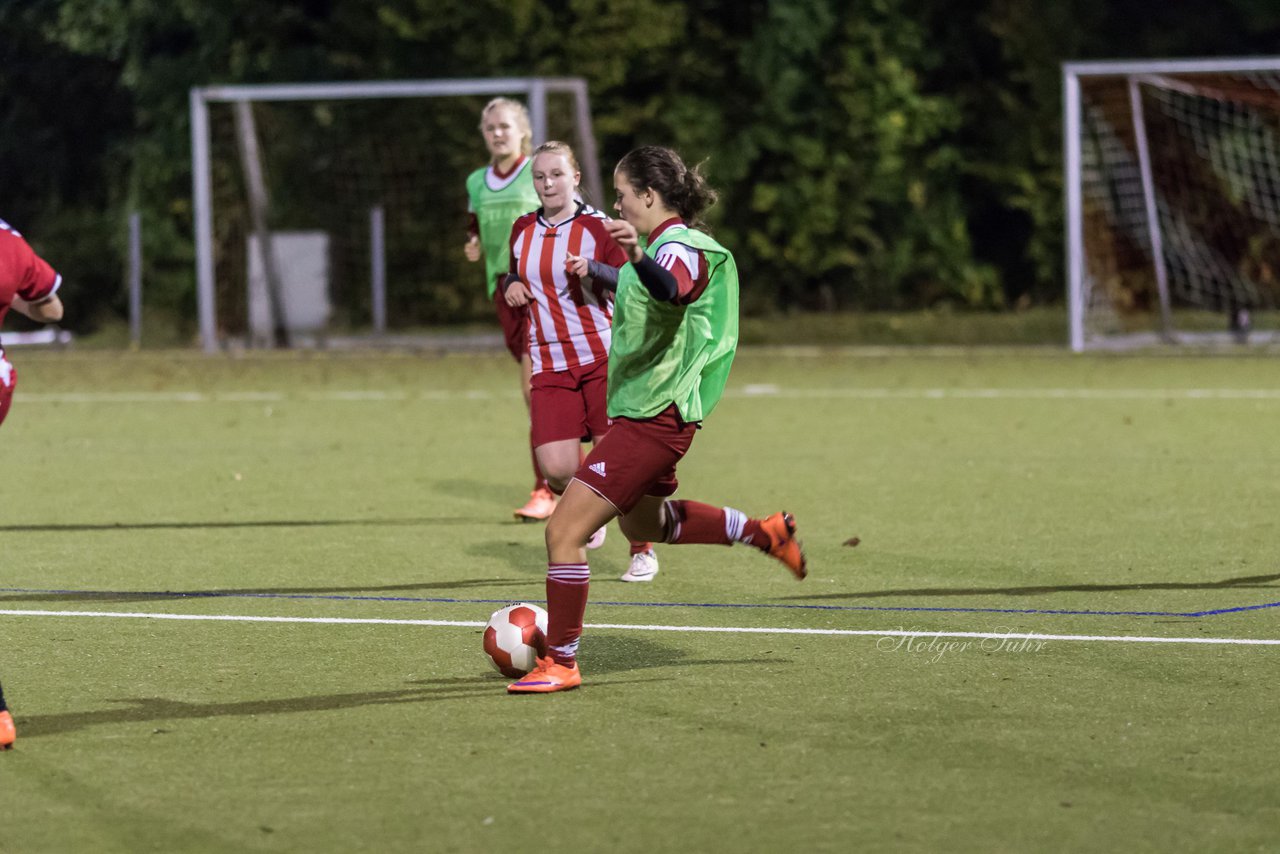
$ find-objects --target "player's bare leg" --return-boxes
[508,481,617,694]
[536,439,606,548]
[514,353,556,521]
[544,480,617,565]
[618,494,668,543]
[535,439,582,499]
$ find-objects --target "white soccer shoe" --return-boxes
[586,525,607,550]
[620,549,659,583]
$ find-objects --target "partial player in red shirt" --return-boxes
[1,218,64,430]
[502,142,661,582]
[0,217,64,749]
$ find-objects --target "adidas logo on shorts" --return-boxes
[588,462,607,478]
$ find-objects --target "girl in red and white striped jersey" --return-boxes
[502,142,659,581]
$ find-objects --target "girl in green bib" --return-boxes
[463,98,556,522]
[508,147,807,694]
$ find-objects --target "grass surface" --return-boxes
[1,348,1277,852]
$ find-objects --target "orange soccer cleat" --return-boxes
[0,710,15,750]
[507,656,582,694]
[760,512,807,580]
[514,486,557,522]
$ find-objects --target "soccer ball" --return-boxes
[483,603,548,677]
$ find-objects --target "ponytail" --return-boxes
[616,146,718,229]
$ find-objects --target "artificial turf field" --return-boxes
[0,347,1277,853]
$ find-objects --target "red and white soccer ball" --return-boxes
[483,603,549,677]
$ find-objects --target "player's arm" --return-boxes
[501,273,531,307]
[566,218,625,289]
[589,225,627,290]
[604,219,677,302]
[11,240,64,321]
[11,293,63,323]
[464,210,481,262]
[624,248,699,305]
[502,218,532,306]
[631,255,679,302]
[563,255,620,289]
[658,247,705,305]
[584,260,620,289]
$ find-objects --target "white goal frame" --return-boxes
[1064,57,1280,351]
[189,78,600,353]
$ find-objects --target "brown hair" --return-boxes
[615,146,718,228]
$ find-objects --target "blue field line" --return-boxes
[2,586,1278,619]
[1187,601,1280,617]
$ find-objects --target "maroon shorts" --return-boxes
[0,355,14,428]
[493,284,530,362]
[530,358,610,447]
[573,404,698,514]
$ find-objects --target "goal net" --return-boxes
[1064,59,1280,350]
[190,79,600,351]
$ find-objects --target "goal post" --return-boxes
[190,78,601,353]
[1064,57,1280,351]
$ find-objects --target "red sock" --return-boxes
[629,540,653,556]
[545,563,589,664]
[739,518,769,550]
[665,501,768,549]
[664,500,733,545]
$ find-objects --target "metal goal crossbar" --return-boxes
[190,78,599,352]
[1064,57,1280,351]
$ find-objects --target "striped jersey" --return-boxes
[646,218,709,305]
[508,203,626,374]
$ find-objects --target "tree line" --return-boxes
[3,0,1278,336]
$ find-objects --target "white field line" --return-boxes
[732,385,1280,400]
[1,608,1277,646]
[16,387,1280,404]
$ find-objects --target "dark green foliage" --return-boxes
[6,0,1280,331]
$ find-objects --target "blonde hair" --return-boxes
[532,140,580,174]
[532,141,589,203]
[479,97,533,156]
